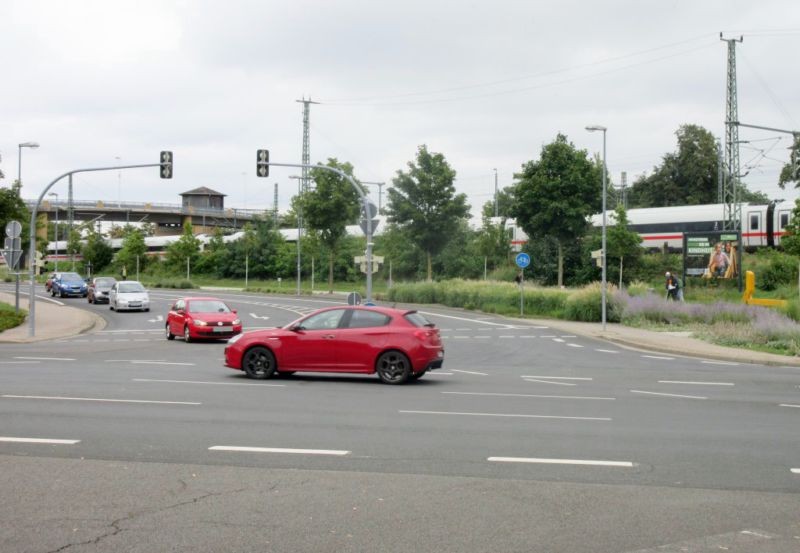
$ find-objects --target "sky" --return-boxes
[1,0,799,222]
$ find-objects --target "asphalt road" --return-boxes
[1,283,799,552]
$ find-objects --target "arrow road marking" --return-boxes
[147,315,164,323]
[250,313,270,320]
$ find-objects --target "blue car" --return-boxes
[51,272,88,298]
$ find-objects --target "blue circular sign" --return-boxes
[515,252,530,269]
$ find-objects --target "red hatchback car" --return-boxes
[166,297,242,342]
[224,305,444,384]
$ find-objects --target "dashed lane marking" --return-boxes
[443,392,615,400]
[488,457,633,467]
[521,376,592,380]
[209,446,350,456]
[0,361,40,364]
[701,360,740,366]
[400,410,611,421]
[779,403,800,408]
[630,390,707,400]
[522,378,576,386]
[0,436,80,445]
[595,349,619,353]
[133,378,285,387]
[2,394,201,405]
[14,357,75,361]
[552,338,565,343]
[451,369,489,376]
[566,343,583,348]
[791,468,800,474]
[641,355,675,360]
[658,380,734,386]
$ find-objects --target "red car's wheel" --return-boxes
[242,346,276,380]
[166,324,175,341]
[183,326,192,343]
[376,351,411,385]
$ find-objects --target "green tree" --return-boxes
[605,205,642,287]
[480,186,515,220]
[780,198,800,255]
[386,145,470,281]
[66,228,82,265]
[297,159,362,292]
[114,227,147,277]
[778,135,800,190]
[0,187,31,253]
[165,220,201,273]
[474,217,512,277]
[512,133,602,287]
[81,227,113,273]
[195,227,226,276]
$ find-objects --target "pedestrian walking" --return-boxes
[665,271,678,301]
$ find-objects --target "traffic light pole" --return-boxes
[256,160,374,304]
[27,162,169,337]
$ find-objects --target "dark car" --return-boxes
[166,297,242,343]
[51,272,87,298]
[87,276,117,304]
[224,306,444,384]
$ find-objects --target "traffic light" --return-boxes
[160,151,173,179]
[257,149,269,177]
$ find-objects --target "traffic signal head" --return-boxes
[160,151,173,179]
[257,149,269,177]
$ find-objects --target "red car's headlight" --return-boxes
[232,319,241,325]
[194,320,208,326]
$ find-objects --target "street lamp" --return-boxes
[48,192,59,271]
[585,125,607,332]
[289,175,304,296]
[493,168,498,217]
[115,156,122,207]
[17,142,40,196]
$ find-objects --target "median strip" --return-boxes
[2,395,200,405]
[488,456,633,467]
[0,436,80,445]
[209,446,350,456]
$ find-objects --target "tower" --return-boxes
[721,34,743,231]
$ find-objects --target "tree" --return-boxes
[297,159,362,292]
[780,198,800,256]
[474,217,512,277]
[66,228,82,266]
[0,187,31,252]
[165,220,201,273]
[605,205,642,287]
[778,135,800,190]
[386,145,471,281]
[512,134,602,287]
[81,227,113,273]
[114,226,147,276]
[480,186,514,220]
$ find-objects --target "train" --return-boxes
[504,200,795,251]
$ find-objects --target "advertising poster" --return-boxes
[683,231,742,288]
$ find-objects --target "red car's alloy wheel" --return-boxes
[376,351,411,385]
[242,347,276,379]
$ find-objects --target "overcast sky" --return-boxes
[2,0,798,221]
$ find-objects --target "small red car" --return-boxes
[166,297,242,342]
[224,305,444,384]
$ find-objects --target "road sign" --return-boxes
[515,252,530,269]
[160,151,173,179]
[359,218,380,235]
[5,220,22,238]
[360,201,378,220]
[257,149,270,177]
[347,292,362,306]
[2,236,22,269]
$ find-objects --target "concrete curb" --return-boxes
[0,292,106,343]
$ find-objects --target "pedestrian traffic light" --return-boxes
[257,149,269,177]
[160,151,173,179]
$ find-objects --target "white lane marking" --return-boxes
[641,355,675,360]
[147,315,164,323]
[560,335,577,338]
[523,379,576,386]
[791,468,800,474]
[209,446,349,456]
[779,404,800,408]
[249,313,271,320]
[540,335,557,338]
[106,359,168,362]
[456,328,473,331]
[488,457,633,467]
[521,376,592,380]
[443,392,615,400]
[630,390,707,400]
[133,378,285,387]
[417,311,516,328]
[0,436,80,445]
[566,343,583,348]
[130,361,196,366]
[474,336,491,339]
[499,336,515,339]
[429,372,453,375]
[2,395,200,405]
[399,410,611,421]
[701,360,740,366]
[451,369,489,376]
[13,357,75,361]
[0,361,40,364]
[552,338,565,343]
[595,349,619,353]
[658,380,734,386]
[97,329,162,333]
[519,336,536,338]
[453,336,470,339]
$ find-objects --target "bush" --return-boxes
[146,279,197,289]
[0,303,26,333]
[757,251,799,291]
[563,283,622,322]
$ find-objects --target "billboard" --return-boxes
[683,231,741,283]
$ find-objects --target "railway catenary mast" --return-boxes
[721,33,743,233]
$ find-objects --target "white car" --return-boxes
[109,280,151,312]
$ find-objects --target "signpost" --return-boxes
[2,220,23,312]
[515,252,530,316]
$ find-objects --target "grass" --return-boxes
[0,302,26,333]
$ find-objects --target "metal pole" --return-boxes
[245,254,249,289]
[136,255,140,281]
[17,145,22,194]
[493,168,498,218]
[49,193,59,272]
[601,130,607,332]
[69,174,75,270]
[519,271,524,316]
[186,257,190,281]
[296,179,301,295]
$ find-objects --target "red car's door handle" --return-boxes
[322,334,335,339]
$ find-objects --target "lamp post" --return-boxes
[362,181,386,214]
[289,175,304,296]
[586,125,608,331]
[17,142,40,195]
[493,168,498,217]
[115,156,122,207]
[48,192,59,271]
